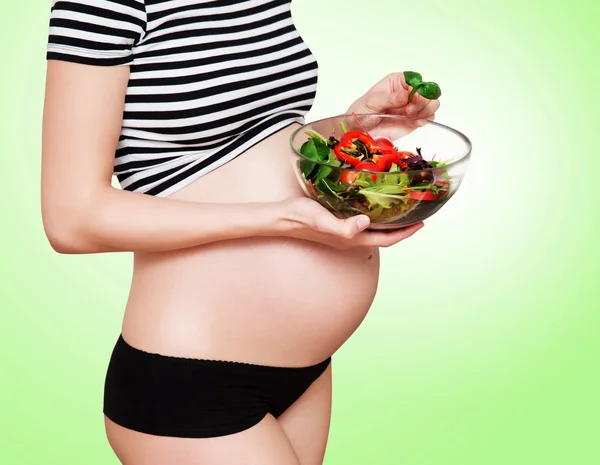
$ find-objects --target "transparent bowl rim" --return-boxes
[289,113,473,174]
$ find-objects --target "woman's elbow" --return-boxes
[42,209,94,254]
[43,221,86,254]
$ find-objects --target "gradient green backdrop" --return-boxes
[1,1,598,464]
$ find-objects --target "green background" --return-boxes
[1,0,598,464]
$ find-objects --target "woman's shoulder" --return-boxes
[47,0,147,67]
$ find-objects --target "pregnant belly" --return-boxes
[121,123,381,366]
[123,237,379,366]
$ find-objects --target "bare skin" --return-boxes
[42,60,438,464]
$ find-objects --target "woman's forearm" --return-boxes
[42,186,283,254]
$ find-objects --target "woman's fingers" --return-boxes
[312,209,423,249]
[383,72,410,93]
[417,99,440,120]
[384,93,439,122]
[285,197,423,250]
[355,90,409,114]
[405,93,430,118]
[347,72,440,122]
[313,209,371,240]
[353,222,425,247]
[397,72,410,92]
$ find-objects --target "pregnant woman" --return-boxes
[42,1,439,464]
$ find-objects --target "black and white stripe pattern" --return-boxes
[47,0,318,196]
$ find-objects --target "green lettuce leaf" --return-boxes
[299,137,332,179]
[358,190,409,209]
[353,171,412,209]
[304,129,330,147]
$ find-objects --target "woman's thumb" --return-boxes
[362,90,408,112]
[347,215,370,235]
[324,214,370,239]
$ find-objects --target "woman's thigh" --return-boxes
[105,414,300,465]
[278,363,333,465]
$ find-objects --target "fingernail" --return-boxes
[356,216,370,231]
[407,104,418,114]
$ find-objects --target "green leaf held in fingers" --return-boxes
[403,71,442,104]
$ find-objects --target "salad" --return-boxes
[297,114,452,223]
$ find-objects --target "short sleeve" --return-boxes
[47,0,147,66]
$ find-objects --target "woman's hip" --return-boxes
[103,333,332,439]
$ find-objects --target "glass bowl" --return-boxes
[289,113,472,230]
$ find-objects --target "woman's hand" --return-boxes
[346,72,440,122]
[275,197,424,250]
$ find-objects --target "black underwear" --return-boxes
[103,334,331,438]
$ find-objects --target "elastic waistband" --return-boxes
[115,334,331,372]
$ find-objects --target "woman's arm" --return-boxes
[41,61,425,255]
[42,0,427,255]
[41,61,283,254]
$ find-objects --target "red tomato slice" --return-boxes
[341,155,393,183]
[407,183,449,201]
[355,161,382,181]
[379,150,399,170]
[340,171,360,183]
[407,190,442,201]
[373,136,394,148]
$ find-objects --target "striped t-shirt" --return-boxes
[47,0,318,197]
